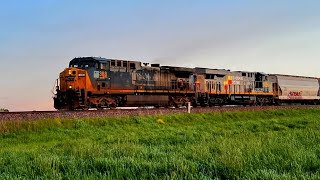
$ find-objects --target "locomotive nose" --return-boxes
[60,68,79,89]
[54,67,82,110]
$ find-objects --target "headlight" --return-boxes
[68,70,72,75]
[69,86,72,89]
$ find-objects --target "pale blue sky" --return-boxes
[0,1,319,111]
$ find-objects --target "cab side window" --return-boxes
[123,61,128,67]
[130,63,136,69]
[100,63,107,70]
[111,60,116,66]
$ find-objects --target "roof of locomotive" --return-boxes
[269,74,317,79]
[69,57,108,65]
[160,66,193,72]
[69,57,141,65]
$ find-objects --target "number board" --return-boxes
[99,71,107,79]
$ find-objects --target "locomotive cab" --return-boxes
[54,57,109,110]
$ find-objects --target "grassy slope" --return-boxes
[0,109,320,179]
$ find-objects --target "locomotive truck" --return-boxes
[53,57,320,110]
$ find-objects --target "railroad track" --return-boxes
[0,105,319,122]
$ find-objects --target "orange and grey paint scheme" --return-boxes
[54,57,320,110]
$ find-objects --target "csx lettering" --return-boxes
[288,91,302,99]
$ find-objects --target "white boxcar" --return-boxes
[270,75,320,100]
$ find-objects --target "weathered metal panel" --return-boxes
[110,71,133,89]
[126,95,169,106]
[196,74,206,93]
[110,67,127,72]
[194,68,206,74]
[159,69,170,89]
[203,68,230,75]
[276,75,320,100]
[161,66,193,73]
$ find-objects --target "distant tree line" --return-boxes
[0,108,9,112]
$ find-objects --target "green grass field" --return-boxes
[1,108,320,179]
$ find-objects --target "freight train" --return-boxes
[53,57,320,110]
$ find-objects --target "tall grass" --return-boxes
[0,108,320,179]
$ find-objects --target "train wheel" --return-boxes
[178,97,190,108]
[96,107,103,110]
[97,97,118,109]
[110,102,117,109]
[275,100,281,106]
[218,98,224,107]
[168,100,175,108]
[68,106,75,111]
[100,100,108,107]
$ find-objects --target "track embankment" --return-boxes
[1,105,319,121]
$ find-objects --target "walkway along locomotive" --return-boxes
[53,57,320,110]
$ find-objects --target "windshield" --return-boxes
[69,61,98,69]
